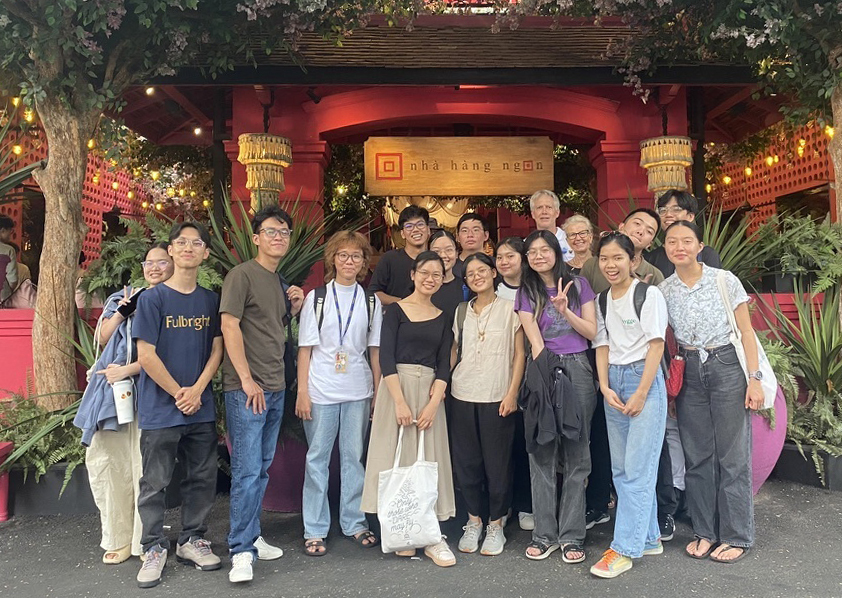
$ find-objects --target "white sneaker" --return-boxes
[424,537,456,567]
[480,523,506,556]
[255,536,284,561]
[518,512,535,531]
[458,520,483,553]
[229,552,253,583]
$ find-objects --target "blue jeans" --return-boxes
[225,389,285,556]
[302,399,371,539]
[604,361,666,558]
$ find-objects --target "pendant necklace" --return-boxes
[475,297,497,342]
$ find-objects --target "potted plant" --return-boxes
[766,284,842,489]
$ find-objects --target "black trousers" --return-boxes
[510,410,533,514]
[450,399,515,522]
[585,395,613,513]
[657,435,678,518]
[138,422,218,552]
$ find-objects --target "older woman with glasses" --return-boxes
[562,215,595,275]
[451,253,525,557]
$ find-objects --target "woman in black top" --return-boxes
[360,251,456,567]
[430,230,466,320]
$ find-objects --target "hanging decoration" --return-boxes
[236,89,293,211]
[639,136,693,195]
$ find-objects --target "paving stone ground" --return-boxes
[1,478,841,598]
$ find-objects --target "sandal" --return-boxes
[349,530,379,548]
[525,541,559,561]
[304,539,327,557]
[686,538,717,560]
[102,545,131,565]
[561,543,586,564]
[709,544,749,564]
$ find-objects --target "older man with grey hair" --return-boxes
[528,190,574,263]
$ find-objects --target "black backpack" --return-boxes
[313,283,378,334]
[278,273,297,389]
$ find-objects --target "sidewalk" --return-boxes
[1,478,840,598]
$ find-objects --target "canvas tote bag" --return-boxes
[377,427,442,554]
[716,271,777,409]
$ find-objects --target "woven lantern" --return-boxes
[639,136,693,194]
[237,133,293,210]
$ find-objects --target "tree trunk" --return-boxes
[30,99,97,411]
[830,81,842,224]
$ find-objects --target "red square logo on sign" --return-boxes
[522,160,533,171]
[376,153,403,180]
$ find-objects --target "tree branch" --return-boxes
[2,0,45,27]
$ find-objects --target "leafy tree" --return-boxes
[0,0,392,410]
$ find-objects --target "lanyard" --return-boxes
[332,281,358,348]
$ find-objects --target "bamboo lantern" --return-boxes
[237,133,293,210]
[639,136,693,194]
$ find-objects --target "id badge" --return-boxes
[335,349,348,373]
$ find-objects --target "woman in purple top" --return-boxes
[515,230,597,564]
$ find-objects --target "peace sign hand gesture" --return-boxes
[550,280,574,314]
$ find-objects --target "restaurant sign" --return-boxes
[364,136,554,196]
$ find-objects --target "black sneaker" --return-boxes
[659,513,675,542]
[585,509,611,530]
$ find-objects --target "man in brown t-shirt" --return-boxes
[220,205,303,583]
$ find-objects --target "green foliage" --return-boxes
[775,214,842,293]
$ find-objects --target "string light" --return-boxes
[92,172,100,185]
[336,185,347,196]
[12,145,22,155]
[825,125,835,139]
[127,191,135,199]
[797,146,805,157]
[141,200,149,209]
[765,156,774,166]
[87,139,95,149]
[189,190,196,197]
[132,168,141,177]
[11,97,20,107]
[23,108,34,123]
[155,202,163,210]
[193,127,202,136]
[178,189,185,197]
[705,183,712,193]
[150,171,161,181]
[798,138,807,148]
[167,188,176,197]
[146,87,155,96]
[202,199,210,207]
[112,181,120,190]
[773,155,779,163]
[722,175,732,185]
[744,167,752,177]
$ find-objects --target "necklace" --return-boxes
[474,296,497,342]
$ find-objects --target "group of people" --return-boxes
[74,188,764,589]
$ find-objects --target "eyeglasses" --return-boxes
[403,222,428,232]
[567,230,592,239]
[141,259,170,269]
[657,205,687,215]
[336,252,364,264]
[465,266,492,281]
[432,246,457,256]
[172,238,206,249]
[415,269,443,281]
[526,247,554,258]
[259,227,292,239]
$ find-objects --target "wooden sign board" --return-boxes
[364,136,554,196]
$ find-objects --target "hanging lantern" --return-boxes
[237,133,293,211]
[639,136,694,194]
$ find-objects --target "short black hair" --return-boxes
[398,205,430,228]
[496,236,525,256]
[457,212,488,232]
[169,221,211,247]
[412,250,445,273]
[625,208,661,231]
[665,220,703,242]
[252,205,293,234]
[0,215,14,231]
[657,190,699,214]
[463,251,495,272]
[429,229,457,248]
[147,241,170,256]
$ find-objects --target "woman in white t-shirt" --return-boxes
[295,231,383,556]
[590,232,668,579]
[450,252,525,557]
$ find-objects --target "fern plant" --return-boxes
[775,214,842,293]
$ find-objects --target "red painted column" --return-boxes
[589,140,652,230]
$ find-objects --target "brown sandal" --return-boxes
[304,539,327,557]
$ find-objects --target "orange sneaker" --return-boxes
[590,548,633,578]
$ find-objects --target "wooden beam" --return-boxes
[707,86,757,120]
[160,86,212,126]
[120,94,163,117]
[707,120,735,143]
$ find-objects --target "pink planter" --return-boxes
[751,387,787,495]
[0,441,13,521]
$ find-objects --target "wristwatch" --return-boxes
[749,370,763,381]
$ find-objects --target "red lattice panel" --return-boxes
[711,123,834,230]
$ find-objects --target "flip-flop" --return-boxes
[709,545,749,564]
[304,539,327,557]
[686,539,717,560]
[102,545,131,565]
[349,530,379,548]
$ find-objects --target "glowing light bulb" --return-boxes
[141,200,149,209]
[12,145,22,155]
[150,171,161,181]
[112,181,120,190]
[773,155,779,163]
[155,202,163,211]
[189,190,196,197]
[797,146,805,157]
[23,109,34,123]
[87,139,95,150]
[722,175,732,185]
[146,87,155,96]
[11,97,20,107]
[825,125,835,138]
[705,183,712,193]
[765,156,774,167]
[93,172,100,185]
[178,189,185,197]
[127,191,135,199]
[799,138,807,148]
[744,167,752,177]
[193,127,202,136]
[202,199,210,207]
[167,188,176,197]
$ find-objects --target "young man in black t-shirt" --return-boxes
[133,222,223,589]
[369,205,430,306]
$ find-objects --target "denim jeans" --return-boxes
[529,351,597,546]
[302,399,371,539]
[604,361,666,558]
[676,345,753,548]
[138,422,218,552]
[225,389,285,556]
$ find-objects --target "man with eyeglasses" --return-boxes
[529,190,575,263]
[133,221,224,589]
[369,205,430,306]
[647,190,722,278]
[220,205,304,583]
[454,213,490,276]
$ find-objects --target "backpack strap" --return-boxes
[632,281,650,320]
[365,289,376,332]
[314,285,327,332]
[598,290,608,330]
[453,301,469,370]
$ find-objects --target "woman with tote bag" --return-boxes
[361,251,457,567]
